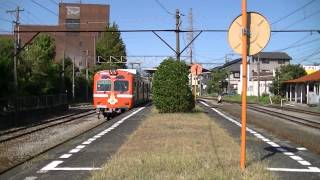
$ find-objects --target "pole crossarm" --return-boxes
[179,31,203,56]
[152,31,178,55]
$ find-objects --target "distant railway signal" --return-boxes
[191,64,202,75]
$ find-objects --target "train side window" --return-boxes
[97,80,111,91]
[114,80,129,92]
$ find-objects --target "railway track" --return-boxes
[0,110,96,143]
[247,105,320,130]
[201,96,320,118]
[269,105,320,116]
[199,97,320,130]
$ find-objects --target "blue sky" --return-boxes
[1,0,319,68]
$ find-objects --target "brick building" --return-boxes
[19,3,110,69]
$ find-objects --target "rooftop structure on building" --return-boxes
[16,3,110,69]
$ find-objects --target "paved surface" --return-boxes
[198,100,320,180]
[0,105,151,180]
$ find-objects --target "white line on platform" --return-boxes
[59,154,72,159]
[267,141,280,147]
[46,167,101,171]
[297,147,307,151]
[298,161,311,166]
[40,161,63,171]
[199,100,320,173]
[283,152,294,156]
[290,155,303,161]
[69,148,81,153]
[39,106,146,173]
[24,176,38,180]
[82,141,91,145]
[267,167,320,172]
[75,145,86,149]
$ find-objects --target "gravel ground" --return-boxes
[203,99,320,154]
[0,113,104,173]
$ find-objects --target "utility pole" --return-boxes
[72,57,75,101]
[187,8,194,64]
[257,54,261,100]
[62,50,65,93]
[93,34,96,65]
[176,9,181,61]
[6,6,24,94]
[85,50,89,102]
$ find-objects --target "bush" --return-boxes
[271,95,282,104]
[152,58,194,113]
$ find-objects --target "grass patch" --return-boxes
[223,95,271,105]
[91,107,276,180]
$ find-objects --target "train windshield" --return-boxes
[97,80,111,91]
[114,80,129,92]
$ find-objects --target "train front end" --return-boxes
[93,69,134,119]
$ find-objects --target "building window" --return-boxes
[65,19,80,29]
[234,72,240,78]
[261,59,269,64]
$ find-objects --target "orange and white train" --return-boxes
[93,69,150,119]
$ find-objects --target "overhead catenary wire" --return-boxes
[0,17,13,23]
[30,0,58,16]
[49,0,59,5]
[280,9,320,30]
[273,33,315,52]
[13,29,320,33]
[297,48,320,63]
[272,0,316,25]
[154,0,175,16]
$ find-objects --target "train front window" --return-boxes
[97,80,111,91]
[114,80,129,92]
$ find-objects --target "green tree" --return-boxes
[96,22,126,71]
[207,69,229,94]
[270,64,306,96]
[20,33,60,95]
[152,58,194,113]
[0,38,14,97]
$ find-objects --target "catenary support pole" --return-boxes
[240,0,248,170]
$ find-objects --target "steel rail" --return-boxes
[0,110,95,144]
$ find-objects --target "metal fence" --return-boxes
[0,94,68,115]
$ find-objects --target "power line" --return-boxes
[13,29,320,33]
[30,0,58,16]
[274,33,312,51]
[49,0,59,5]
[272,0,316,25]
[281,9,320,30]
[0,17,12,23]
[154,0,175,16]
[297,49,320,63]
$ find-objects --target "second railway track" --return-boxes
[246,105,320,129]
[0,110,96,143]
[200,97,320,129]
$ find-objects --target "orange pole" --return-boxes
[240,0,248,170]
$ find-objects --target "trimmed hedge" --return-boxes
[152,58,194,113]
